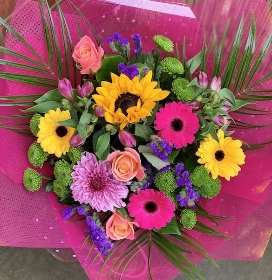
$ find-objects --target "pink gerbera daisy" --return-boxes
[154,102,199,149]
[127,189,175,230]
[70,152,128,212]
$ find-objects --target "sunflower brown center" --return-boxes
[115,93,140,116]
[144,201,158,213]
[171,119,183,132]
[90,177,105,192]
[215,150,225,161]
[56,126,68,137]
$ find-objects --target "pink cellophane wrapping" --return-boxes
[0,0,271,279]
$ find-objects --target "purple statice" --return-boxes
[106,32,129,46]
[86,216,114,256]
[118,62,139,79]
[175,166,200,207]
[62,206,76,220]
[132,34,142,54]
[150,138,174,162]
[77,205,89,216]
[140,172,155,190]
[175,163,184,177]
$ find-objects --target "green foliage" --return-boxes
[96,55,125,83]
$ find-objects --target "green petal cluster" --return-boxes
[153,35,173,52]
[23,168,42,192]
[154,170,177,194]
[53,180,69,198]
[161,57,184,75]
[180,209,197,229]
[54,160,73,186]
[172,78,194,101]
[30,113,41,136]
[28,142,48,168]
[67,147,82,164]
[190,166,221,199]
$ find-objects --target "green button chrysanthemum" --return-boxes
[54,159,73,186]
[153,35,173,52]
[190,166,221,199]
[23,168,42,192]
[53,180,69,198]
[28,142,48,168]
[67,147,82,164]
[30,113,41,136]
[180,209,197,230]
[154,170,177,194]
[161,57,184,75]
[172,78,194,101]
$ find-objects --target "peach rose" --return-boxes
[107,147,145,182]
[106,213,137,240]
[72,35,104,74]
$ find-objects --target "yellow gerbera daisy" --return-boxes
[92,71,170,130]
[196,129,245,181]
[37,108,75,157]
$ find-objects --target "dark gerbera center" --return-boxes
[55,126,68,137]
[171,118,183,132]
[144,201,158,213]
[215,150,225,161]
[89,177,105,192]
[115,93,140,116]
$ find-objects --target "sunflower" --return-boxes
[37,108,75,157]
[92,71,170,130]
[196,129,245,181]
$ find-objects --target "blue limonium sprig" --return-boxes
[86,215,114,256]
[150,136,174,162]
[118,62,139,79]
[106,32,130,60]
[175,165,200,207]
[130,163,155,192]
[132,33,142,54]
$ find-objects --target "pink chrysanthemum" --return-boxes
[127,189,175,230]
[154,102,199,149]
[70,152,128,212]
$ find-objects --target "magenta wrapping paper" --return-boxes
[0,0,271,279]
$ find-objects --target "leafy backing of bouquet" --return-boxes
[0,1,272,279]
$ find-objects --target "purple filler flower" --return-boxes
[86,216,114,256]
[118,62,139,79]
[132,34,142,54]
[106,32,129,46]
[62,206,76,220]
[70,152,128,212]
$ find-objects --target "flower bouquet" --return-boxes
[0,0,272,279]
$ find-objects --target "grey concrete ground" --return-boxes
[0,242,271,280]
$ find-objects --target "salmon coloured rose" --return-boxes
[106,212,137,240]
[107,147,145,182]
[72,35,104,74]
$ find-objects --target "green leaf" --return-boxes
[35,89,63,103]
[134,124,154,140]
[138,144,170,170]
[168,148,180,163]
[77,123,87,140]
[95,132,111,160]
[22,101,61,113]
[186,48,203,75]
[80,111,92,125]
[116,207,129,219]
[231,98,253,111]
[96,55,125,83]
[217,88,236,105]
[0,72,57,88]
[0,59,51,74]
[45,181,53,192]
[222,17,244,88]
[208,122,219,142]
[156,218,181,235]
[57,119,78,128]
